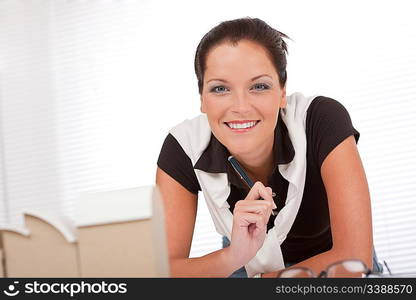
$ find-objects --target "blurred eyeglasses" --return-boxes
[277,259,372,278]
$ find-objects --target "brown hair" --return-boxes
[194,17,290,94]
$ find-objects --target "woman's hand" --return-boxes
[228,181,277,267]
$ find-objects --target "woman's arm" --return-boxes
[156,167,275,277]
[156,167,240,277]
[263,135,373,277]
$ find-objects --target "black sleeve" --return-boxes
[157,133,201,195]
[306,96,360,168]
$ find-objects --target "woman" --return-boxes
[156,17,382,277]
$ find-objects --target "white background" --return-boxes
[0,0,415,274]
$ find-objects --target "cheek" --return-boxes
[257,98,279,117]
[203,98,227,119]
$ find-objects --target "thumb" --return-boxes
[266,187,277,210]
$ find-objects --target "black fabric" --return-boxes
[156,96,360,264]
[157,134,202,194]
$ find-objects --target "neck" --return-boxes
[231,139,275,184]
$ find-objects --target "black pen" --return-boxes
[228,155,278,216]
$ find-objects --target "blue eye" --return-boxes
[210,85,229,93]
[252,83,270,91]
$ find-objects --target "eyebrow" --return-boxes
[206,74,273,84]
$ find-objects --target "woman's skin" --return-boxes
[201,40,286,185]
[156,39,373,277]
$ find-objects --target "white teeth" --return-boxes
[227,121,257,129]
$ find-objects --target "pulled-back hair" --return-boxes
[194,17,290,94]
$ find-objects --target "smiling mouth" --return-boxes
[224,120,260,131]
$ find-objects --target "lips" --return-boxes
[224,120,260,132]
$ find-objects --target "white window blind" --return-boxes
[1,0,415,274]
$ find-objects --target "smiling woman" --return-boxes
[201,39,285,173]
[155,17,383,278]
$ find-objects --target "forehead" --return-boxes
[204,39,277,80]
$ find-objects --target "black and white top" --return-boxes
[157,95,359,273]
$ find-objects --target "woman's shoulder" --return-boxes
[307,96,351,116]
[305,95,360,168]
[157,133,202,195]
[306,95,357,132]
[169,114,212,163]
[170,114,207,130]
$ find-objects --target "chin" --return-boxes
[225,142,256,156]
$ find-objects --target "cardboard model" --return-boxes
[0,232,4,278]
[0,249,3,278]
[0,185,169,277]
[75,185,169,277]
[1,212,79,277]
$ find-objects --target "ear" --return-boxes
[279,86,287,108]
[200,95,206,113]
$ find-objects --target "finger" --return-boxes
[234,212,266,232]
[245,182,274,202]
[265,187,277,209]
[236,199,272,210]
[235,199,274,225]
[244,182,277,216]
[234,201,272,220]
[244,182,276,215]
[257,186,274,203]
[254,184,275,211]
[245,181,267,201]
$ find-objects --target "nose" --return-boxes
[231,91,251,114]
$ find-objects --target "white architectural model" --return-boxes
[0,185,169,277]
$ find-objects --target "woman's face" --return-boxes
[201,39,287,157]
